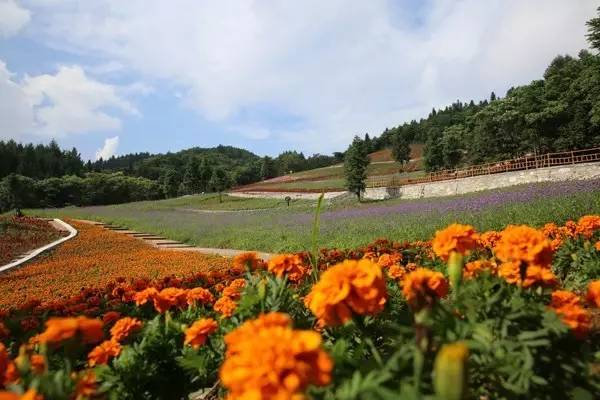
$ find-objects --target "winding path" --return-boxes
[0,219,78,273]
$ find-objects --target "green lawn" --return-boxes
[27,180,600,253]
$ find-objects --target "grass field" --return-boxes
[28,179,600,253]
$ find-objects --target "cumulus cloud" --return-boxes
[0,61,136,139]
[95,136,119,160]
[17,1,600,152]
[0,0,30,38]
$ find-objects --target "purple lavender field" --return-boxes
[33,179,600,252]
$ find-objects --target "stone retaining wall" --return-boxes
[363,161,600,200]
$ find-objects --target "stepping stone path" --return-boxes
[74,219,273,260]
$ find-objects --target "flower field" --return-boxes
[0,221,232,311]
[1,216,600,399]
[0,217,64,266]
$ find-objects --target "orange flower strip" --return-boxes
[267,254,310,282]
[549,291,591,339]
[110,317,143,342]
[38,317,104,345]
[214,296,237,318]
[0,221,232,311]
[494,225,553,268]
[576,215,600,238]
[432,223,479,261]
[88,340,122,367]
[220,312,333,399]
[184,318,218,349]
[233,252,264,271]
[305,259,387,326]
[186,287,215,306]
[402,268,449,310]
[586,280,600,308]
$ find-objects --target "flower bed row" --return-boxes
[1,217,600,399]
[0,217,64,266]
[0,221,232,311]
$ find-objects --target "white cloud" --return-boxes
[0,0,30,38]
[18,0,600,152]
[0,61,137,139]
[95,136,119,160]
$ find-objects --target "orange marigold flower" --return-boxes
[102,311,122,325]
[305,259,387,326]
[595,241,600,252]
[586,280,600,308]
[377,253,402,268]
[220,313,333,399]
[576,215,600,238]
[29,354,46,375]
[233,252,264,271]
[153,287,188,313]
[478,230,501,249]
[549,291,591,339]
[0,389,42,400]
[497,262,557,288]
[184,318,218,349]
[463,260,497,280]
[387,264,407,281]
[214,296,237,318]
[494,225,553,268]
[402,268,448,310]
[75,370,97,400]
[110,317,143,342]
[222,279,246,300]
[3,360,18,385]
[267,254,309,282]
[134,287,158,306]
[0,323,8,339]
[432,224,479,261]
[88,340,122,367]
[38,317,104,345]
[186,287,215,306]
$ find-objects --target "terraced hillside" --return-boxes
[234,144,425,193]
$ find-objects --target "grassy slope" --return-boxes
[28,182,600,253]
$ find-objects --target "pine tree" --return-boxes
[260,156,276,180]
[586,7,600,52]
[344,136,370,200]
[391,132,411,168]
[180,157,201,194]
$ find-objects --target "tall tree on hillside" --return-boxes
[160,169,181,198]
[197,158,212,192]
[180,157,201,195]
[587,7,600,52]
[441,126,464,169]
[391,132,411,169]
[344,136,370,201]
[424,128,444,171]
[260,156,277,180]
[209,167,231,203]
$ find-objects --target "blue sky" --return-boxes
[0,0,596,161]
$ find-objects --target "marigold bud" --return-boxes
[434,342,469,400]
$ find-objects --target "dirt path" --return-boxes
[73,219,274,260]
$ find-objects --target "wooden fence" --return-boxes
[367,147,600,188]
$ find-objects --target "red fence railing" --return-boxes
[367,147,600,188]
